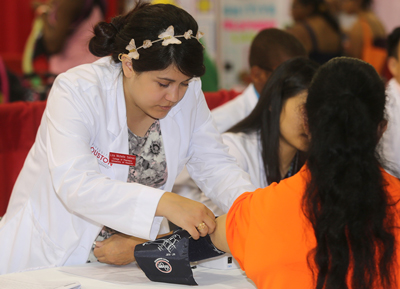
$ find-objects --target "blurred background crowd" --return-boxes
[0,0,399,103]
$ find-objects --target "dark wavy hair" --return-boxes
[88,0,205,77]
[228,57,319,184]
[298,0,340,33]
[303,57,397,289]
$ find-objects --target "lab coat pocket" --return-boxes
[28,204,66,267]
[0,204,66,273]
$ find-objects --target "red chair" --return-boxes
[204,89,241,111]
[0,101,46,215]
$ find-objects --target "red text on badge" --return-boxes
[109,152,136,166]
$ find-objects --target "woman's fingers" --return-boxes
[186,224,200,240]
[156,192,216,240]
[196,222,209,237]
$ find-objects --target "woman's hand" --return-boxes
[156,192,216,239]
[94,232,173,265]
[94,233,147,265]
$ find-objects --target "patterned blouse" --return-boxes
[87,120,168,262]
[127,120,168,187]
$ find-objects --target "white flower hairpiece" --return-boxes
[122,25,204,60]
[158,26,182,46]
[126,39,140,60]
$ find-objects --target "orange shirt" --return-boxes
[226,166,400,289]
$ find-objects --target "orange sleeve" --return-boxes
[226,189,262,270]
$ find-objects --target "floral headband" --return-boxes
[120,25,204,60]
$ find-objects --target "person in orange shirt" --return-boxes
[339,0,386,74]
[211,57,400,289]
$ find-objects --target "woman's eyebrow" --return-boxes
[157,77,192,82]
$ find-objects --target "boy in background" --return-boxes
[212,28,307,133]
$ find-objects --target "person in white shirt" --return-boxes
[0,1,256,273]
[380,27,400,178]
[211,28,307,133]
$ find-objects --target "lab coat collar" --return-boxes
[107,64,127,138]
[104,64,129,181]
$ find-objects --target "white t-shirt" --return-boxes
[380,78,400,178]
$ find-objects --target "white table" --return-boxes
[0,262,256,289]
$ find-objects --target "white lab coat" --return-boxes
[211,84,258,133]
[0,57,256,274]
[380,78,400,178]
[173,131,267,215]
[222,132,267,188]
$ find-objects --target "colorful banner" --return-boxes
[218,0,279,90]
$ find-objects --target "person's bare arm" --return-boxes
[286,23,312,53]
[94,234,146,265]
[210,214,231,253]
[95,213,230,266]
[95,192,216,265]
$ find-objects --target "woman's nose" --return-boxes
[165,88,180,103]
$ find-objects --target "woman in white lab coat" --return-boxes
[0,1,255,274]
[173,57,319,216]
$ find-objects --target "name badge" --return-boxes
[109,152,136,166]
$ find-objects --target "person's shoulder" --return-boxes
[361,11,382,26]
[287,21,309,37]
[248,168,305,218]
[223,131,258,145]
[55,57,119,91]
[382,168,400,198]
[383,168,400,183]
[360,11,386,36]
[307,15,327,27]
[273,165,309,195]
[385,78,400,111]
[387,78,400,96]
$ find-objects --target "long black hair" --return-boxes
[303,57,397,289]
[229,57,319,184]
[88,0,205,78]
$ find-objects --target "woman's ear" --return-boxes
[121,54,135,78]
[387,56,398,78]
[250,65,271,94]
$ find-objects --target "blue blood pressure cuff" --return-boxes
[134,229,225,285]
